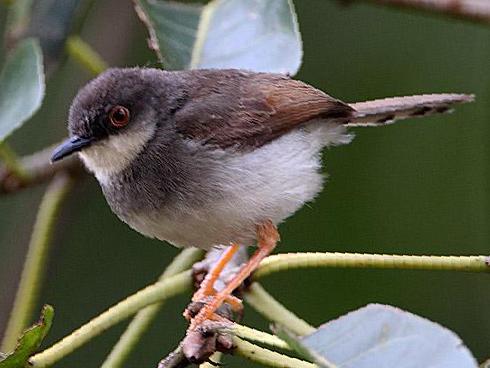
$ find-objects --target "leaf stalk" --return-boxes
[65,36,108,76]
[29,271,192,368]
[1,173,73,351]
[100,248,203,368]
[232,336,318,368]
[0,142,30,182]
[255,252,490,279]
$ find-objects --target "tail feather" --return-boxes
[346,93,474,127]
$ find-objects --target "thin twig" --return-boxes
[232,336,318,368]
[231,324,291,351]
[101,248,203,368]
[65,35,108,76]
[245,283,315,336]
[1,173,73,351]
[344,0,490,24]
[255,252,490,279]
[199,352,222,368]
[27,249,490,366]
[0,142,30,182]
[0,143,82,195]
[29,271,192,368]
[157,343,189,368]
[480,358,490,368]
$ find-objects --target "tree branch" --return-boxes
[0,142,30,182]
[344,0,490,24]
[26,250,489,367]
[0,143,83,195]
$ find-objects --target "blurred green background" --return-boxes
[0,0,489,367]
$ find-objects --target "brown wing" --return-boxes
[174,70,354,150]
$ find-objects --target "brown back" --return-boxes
[174,70,354,150]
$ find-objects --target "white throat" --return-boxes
[79,127,155,184]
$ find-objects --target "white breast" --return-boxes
[127,121,352,249]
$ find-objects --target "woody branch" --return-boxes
[345,0,490,24]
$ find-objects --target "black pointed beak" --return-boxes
[51,136,93,162]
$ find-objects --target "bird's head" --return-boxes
[51,67,172,180]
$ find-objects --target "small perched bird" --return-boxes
[52,67,472,333]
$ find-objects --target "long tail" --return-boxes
[346,93,474,127]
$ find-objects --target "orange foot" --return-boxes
[183,242,243,321]
[186,220,280,331]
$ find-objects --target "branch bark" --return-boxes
[344,0,490,24]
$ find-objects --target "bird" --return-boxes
[51,67,472,333]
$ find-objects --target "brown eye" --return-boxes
[109,106,130,128]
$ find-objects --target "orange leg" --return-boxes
[189,220,280,331]
[192,243,240,302]
[184,243,240,320]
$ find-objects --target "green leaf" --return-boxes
[5,0,82,72]
[135,0,201,70]
[0,38,45,143]
[0,305,54,368]
[298,304,477,368]
[135,0,302,75]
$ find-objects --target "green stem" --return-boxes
[255,252,490,279]
[245,283,314,336]
[231,323,291,351]
[233,337,318,368]
[1,173,72,351]
[100,248,203,368]
[0,142,30,182]
[65,35,108,76]
[199,352,222,368]
[29,271,192,368]
[481,358,490,368]
[27,250,489,366]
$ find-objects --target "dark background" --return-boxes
[0,1,489,367]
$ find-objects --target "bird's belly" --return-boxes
[124,170,320,250]
[115,121,351,249]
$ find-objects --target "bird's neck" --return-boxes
[79,126,156,185]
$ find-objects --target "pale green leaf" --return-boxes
[0,305,54,368]
[135,0,302,75]
[135,0,202,70]
[299,304,478,368]
[0,38,45,142]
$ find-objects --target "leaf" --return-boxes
[299,304,478,368]
[5,0,82,72]
[135,0,202,70]
[0,305,54,368]
[135,0,302,75]
[0,38,45,143]
[274,326,336,368]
